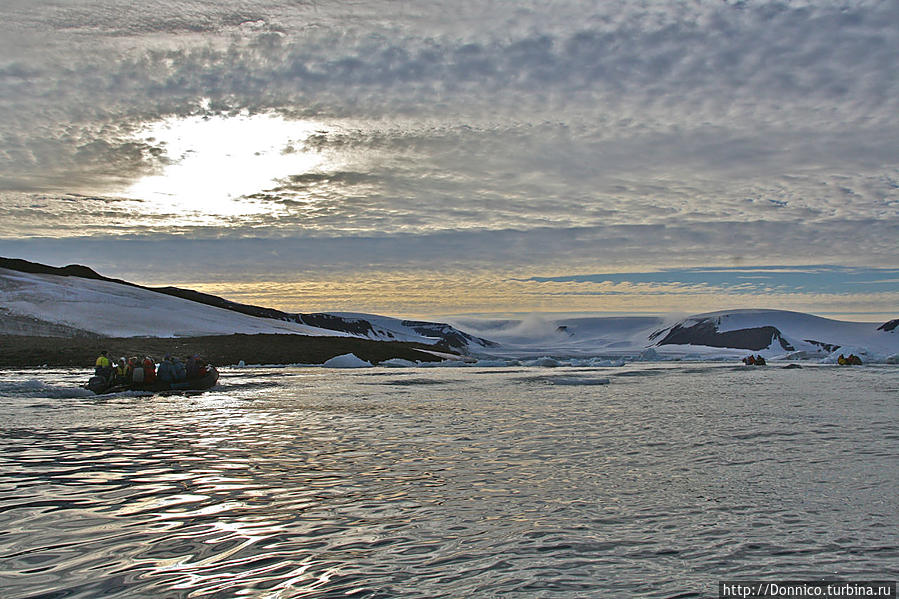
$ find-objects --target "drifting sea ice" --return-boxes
[322,353,373,368]
[380,358,421,368]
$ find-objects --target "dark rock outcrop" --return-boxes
[401,320,499,350]
[298,313,378,337]
[153,286,297,322]
[0,257,130,286]
[804,339,840,353]
[653,318,794,351]
[878,319,898,333]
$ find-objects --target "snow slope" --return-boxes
[648,309,898,360]
[0,262,494,350]
[0,267,346,338]
[689,310,891,351]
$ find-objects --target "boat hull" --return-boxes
[87,367,219,395]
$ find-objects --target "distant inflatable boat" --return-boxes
[85,366,219,395]
[837,354,863,366]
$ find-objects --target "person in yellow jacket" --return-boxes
[95,350,113,381]
[95,350,110,369]
[114,357,128,385]
[95,350,110,372]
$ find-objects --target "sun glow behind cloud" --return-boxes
[123,111,330,218]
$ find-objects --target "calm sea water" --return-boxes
[0,363,896,598]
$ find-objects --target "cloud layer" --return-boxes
[1,0,897,315]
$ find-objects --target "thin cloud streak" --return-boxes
[525,266,899,296]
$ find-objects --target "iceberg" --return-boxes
[322,353,373,368]
[380,358,420,368]
[526,356,564,368]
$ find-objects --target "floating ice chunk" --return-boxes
[322,353,373,368]
[588,358,626,367]
[637,347,661,361]
[526,356,563,367]
[380,358,419,368]
[551,376,611,386]
[474,359,521,367]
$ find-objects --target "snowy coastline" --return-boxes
[2,259,897,367]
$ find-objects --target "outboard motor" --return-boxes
[87,375,108,394]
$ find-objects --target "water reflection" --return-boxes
[0,365,897,597]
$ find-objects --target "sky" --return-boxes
[0,0,897,319]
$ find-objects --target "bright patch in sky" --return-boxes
[124,112,328,217]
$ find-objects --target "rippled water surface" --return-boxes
[1,363,896,598]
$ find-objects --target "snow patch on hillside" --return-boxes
[0,268,343,338]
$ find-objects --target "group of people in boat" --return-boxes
[742,354,767,366]
[741,353,864,366]
[94,350,210,387]
[837,353,863,366]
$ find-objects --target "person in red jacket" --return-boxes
[142,356,157,384]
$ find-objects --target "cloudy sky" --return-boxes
[1,0,897,319]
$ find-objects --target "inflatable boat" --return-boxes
[85,366,219,395]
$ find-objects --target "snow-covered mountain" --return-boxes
[648,309,898,362]
[455,309,899,363]
[1,258,897,362]
[0,258,494,352]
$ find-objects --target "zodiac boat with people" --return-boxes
[85,366,219,395]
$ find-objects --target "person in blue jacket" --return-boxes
[172,356,187,381]
[156,354,176,385]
